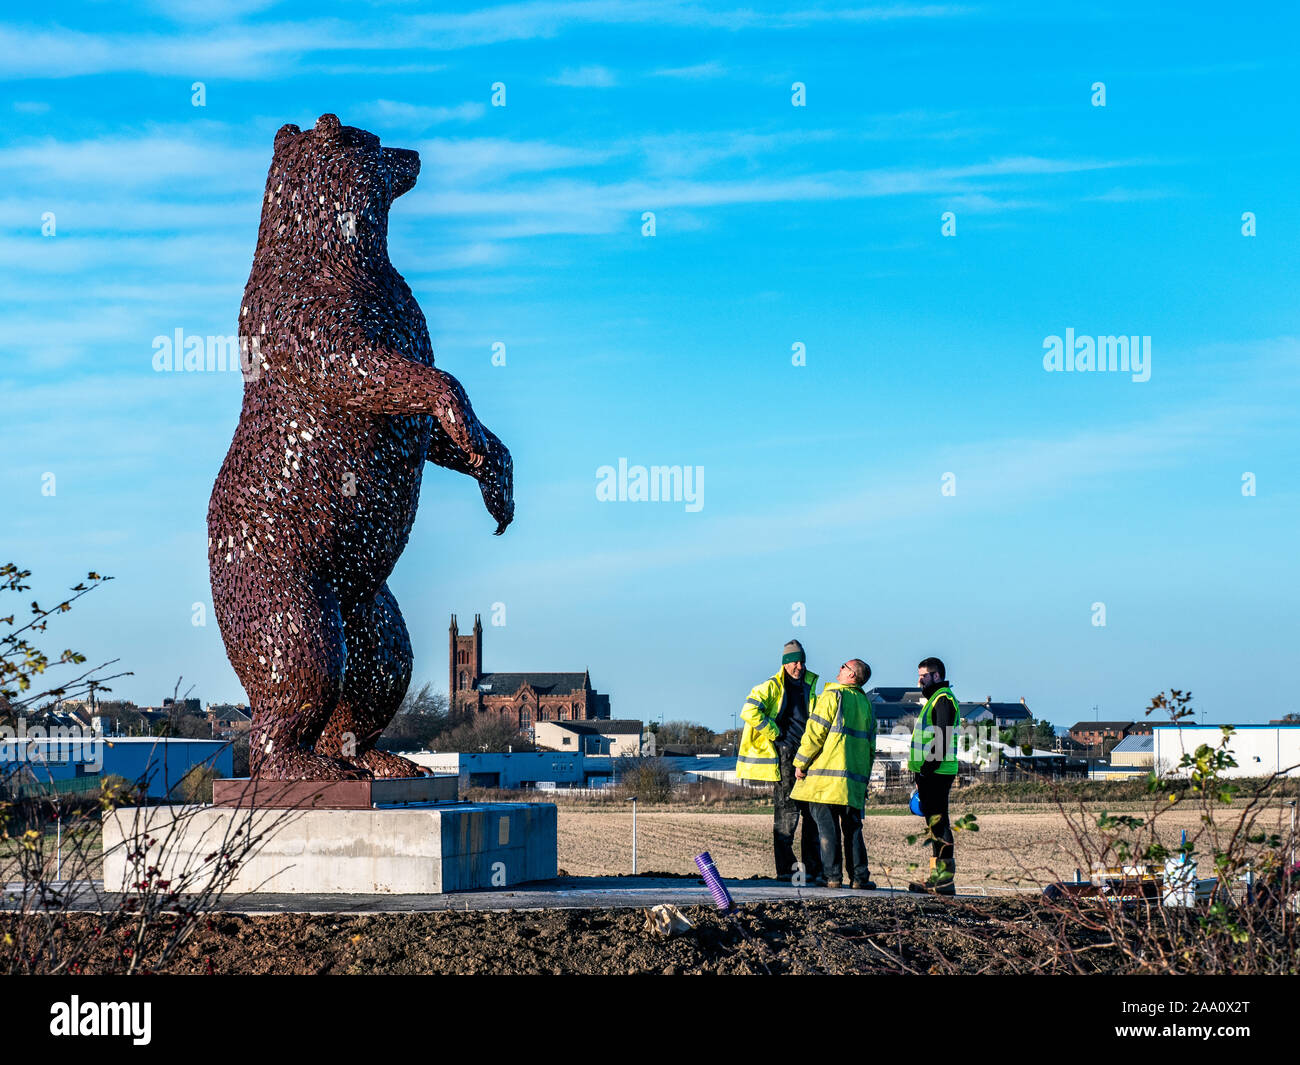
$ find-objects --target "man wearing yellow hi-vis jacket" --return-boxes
[792,659,877,889]
[738,639,822,880]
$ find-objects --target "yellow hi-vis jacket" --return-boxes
[790,682,877,809]
[737,666,819,782]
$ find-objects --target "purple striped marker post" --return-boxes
[695,851,734,912]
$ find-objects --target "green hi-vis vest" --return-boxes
[908,686,961,774]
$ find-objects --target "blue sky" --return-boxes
[3,1,1298,730]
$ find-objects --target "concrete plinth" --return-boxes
[101,802,557,894]
[211,775,458,809]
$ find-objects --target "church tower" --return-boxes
[449,614,483,707]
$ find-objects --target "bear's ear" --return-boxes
[315,113,342,140]
[274,123,301,148]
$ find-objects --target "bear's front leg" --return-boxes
[292,333,515,530]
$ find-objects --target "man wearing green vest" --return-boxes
[792,659,877,889]
[737,639,822,880]
[907,656,961,895]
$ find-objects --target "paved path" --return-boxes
[4,876,991,913]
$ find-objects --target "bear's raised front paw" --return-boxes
[476,431,514,534]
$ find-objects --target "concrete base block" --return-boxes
[211,775,458,809]
[101,802,557,894]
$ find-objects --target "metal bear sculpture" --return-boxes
[207,114,513,780]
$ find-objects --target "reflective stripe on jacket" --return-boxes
[907,686,961,774]
[789,683,876,807]
[736,666,819,782]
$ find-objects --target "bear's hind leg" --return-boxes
[231,573,370,781]
[317,583,428,779]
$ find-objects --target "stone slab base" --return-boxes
[211,775,458,810]
[101,802,557,894]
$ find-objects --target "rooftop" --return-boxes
[1111,734,1155,753]
[965,702,1032,719]
[542,719,643,735]
[476,672,589,696]
[866,687,924,704]
[871,701,917,718]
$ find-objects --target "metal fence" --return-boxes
[0,772,104,800]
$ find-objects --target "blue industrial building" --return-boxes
[0,734,233,800]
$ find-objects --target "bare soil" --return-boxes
[52,894,1115,975]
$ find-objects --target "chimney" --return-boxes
[1020,697,1026,705]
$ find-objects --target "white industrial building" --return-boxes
[1152,724,1300,779]
[405,750,605,789]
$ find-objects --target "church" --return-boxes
[449,614,611,733]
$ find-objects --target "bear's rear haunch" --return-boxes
[207,114,514,781]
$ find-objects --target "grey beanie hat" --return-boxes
[782,639,806,664]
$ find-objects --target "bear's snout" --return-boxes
[383,147,420,198]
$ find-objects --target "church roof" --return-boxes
[475,672,589,696]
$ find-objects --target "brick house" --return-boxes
[207,703,253,736]
[449,614,610,733]
[1068,721,1135,747]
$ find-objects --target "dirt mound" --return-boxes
[50,895,1117,975]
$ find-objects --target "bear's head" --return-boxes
[253,113,420,266]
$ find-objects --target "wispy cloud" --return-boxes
[548,64,618,88]
[490,401,1257,586]
[0,128,267,191]
[0,115,1152,303]
[944,192,1046,213]
[414,136,619,184]
[1,3,974,79]
[404,155,1141,238]
[651,60,728,79]
[1083,186,1177,203]
[0,22,356,79]
[408,1,973,40]
[145,0,283,22]
[351,99,487,129]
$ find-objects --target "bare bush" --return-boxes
[968,690,1298,974]
[0,560,294,974]
[617,756,674,803]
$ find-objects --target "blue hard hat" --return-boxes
[909,790,922,816]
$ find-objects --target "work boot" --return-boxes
[825,878,843,889]
[851,879,877,890]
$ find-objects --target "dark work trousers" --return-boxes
[808,802,870,884]
[914,770,955,860]
[774,746,823,879]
